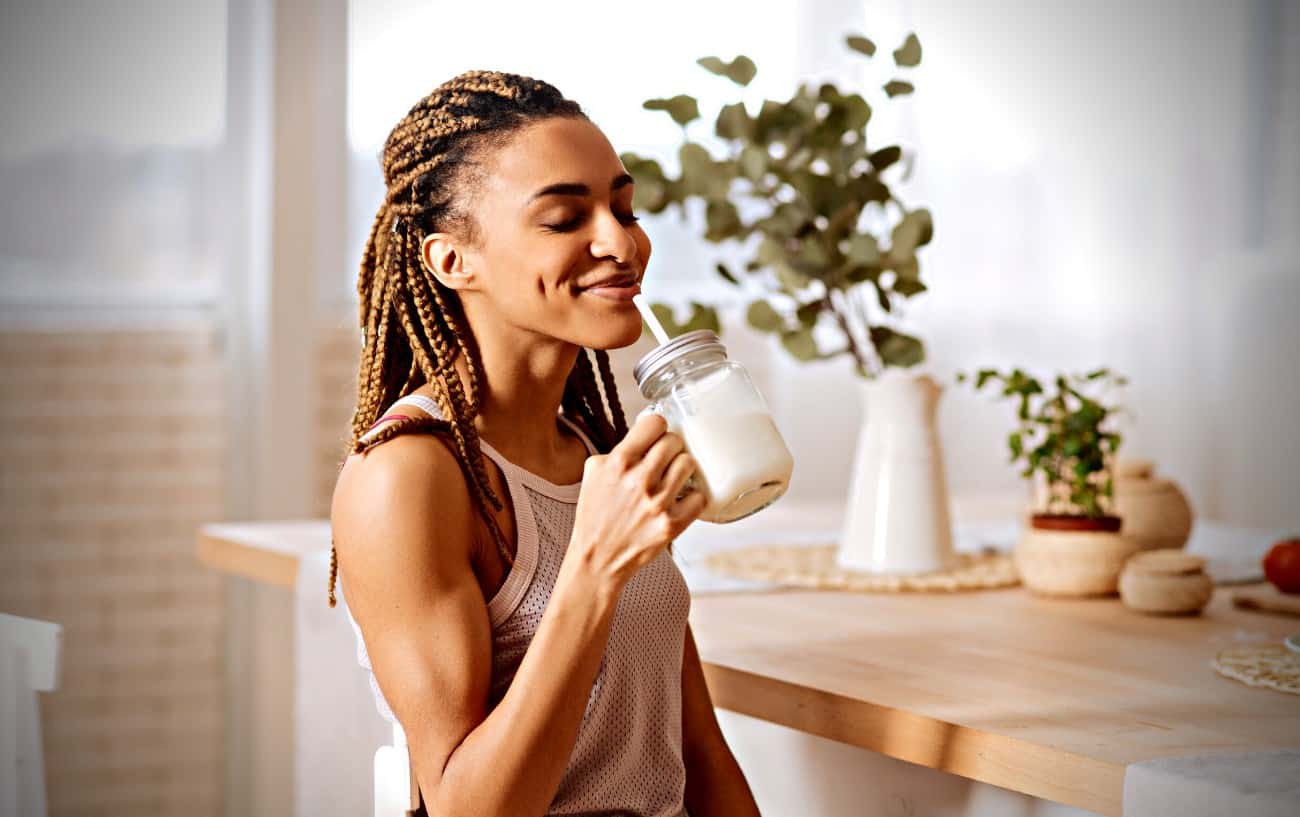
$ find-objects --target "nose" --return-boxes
[589,209,639,268]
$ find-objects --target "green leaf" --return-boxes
[780,326,821,361]
[648,303,681,338]
[775,260,813,292]
[846,35,877,57]
[890,253,919,282]
[754,99,805,140]
[704,199,742,241]
[799,235,831,268]
[874,281,892,312]
[1009,431,1024,460]
[845,233,881,266]
[630,178,668,212]
[644,94,700,126]
[893,33,923,67]
[869,326,925,367]
[795,301,822,328]
[715,102,752,140]
[696,55,757,86]
[746,300,785,332]
[677,144,735,199]
[739,144,768,181]
[846,265,879,284]
[682,302,722,334]
[883,80,915,98]
[853,174,891,204]
[892,278,927,297]
[715,263,739,285]
[891,208,934,252]
[827,93,872,133]
[868,145,903,172]
[620,153,673,212]
[726,55,758,86]
[696,56,728,75]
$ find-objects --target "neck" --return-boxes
[442,323,584,466]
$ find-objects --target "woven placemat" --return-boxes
[1212,644,1300,696]
[702,544,1019,592]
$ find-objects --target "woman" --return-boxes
[329,70,761,817]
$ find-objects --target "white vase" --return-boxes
[837,372,956,574]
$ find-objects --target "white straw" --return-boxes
[633,293,671,345]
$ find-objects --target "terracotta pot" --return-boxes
[1016,518,1140,597]
[1031,514,1122,533]
[1113,459,1194,552]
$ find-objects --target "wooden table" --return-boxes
[197,521,1300,817]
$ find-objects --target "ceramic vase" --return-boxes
[1113,459,1194,552]
[837,372,956,574]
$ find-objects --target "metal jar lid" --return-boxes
[633,330,728,390]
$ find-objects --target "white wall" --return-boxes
[761,0,1300,534]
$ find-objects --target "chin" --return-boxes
[577,312,645,351]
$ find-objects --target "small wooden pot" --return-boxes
[1016,515,1139,597]
[1114,460,1194,552]
[1119,549,1213,615]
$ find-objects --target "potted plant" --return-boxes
[960,367,1134,596]
[627,32,958,574]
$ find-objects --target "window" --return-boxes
[0,0,229,313]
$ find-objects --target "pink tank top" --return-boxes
[345,394,692,816]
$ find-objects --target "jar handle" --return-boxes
[634,403,701,499]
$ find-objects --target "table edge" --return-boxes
[700,662,1124,817]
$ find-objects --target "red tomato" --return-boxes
[1263,538,1300,594]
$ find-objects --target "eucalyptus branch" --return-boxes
[623,33,932,376]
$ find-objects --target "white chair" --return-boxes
[0,612,63,817]
[374,721,422,817]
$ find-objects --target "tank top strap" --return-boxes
[557,412,600,456]
[382,393,545,626]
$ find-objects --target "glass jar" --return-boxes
[633,330,794,523]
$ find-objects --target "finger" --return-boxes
[655,449,697,500]
[615,411,668,464]
[641,433,686,490]
[667,488,708,525]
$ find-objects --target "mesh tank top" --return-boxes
[345,393,692,817]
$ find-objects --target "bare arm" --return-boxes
[333,414,704,817]
[681,623,761,817]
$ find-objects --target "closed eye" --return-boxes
[542,210,640,233]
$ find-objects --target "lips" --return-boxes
[578,272,640,290]
[579,272,642,302]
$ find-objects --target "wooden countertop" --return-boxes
[197,521,1300,816]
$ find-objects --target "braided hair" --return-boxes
[329,70,631,607]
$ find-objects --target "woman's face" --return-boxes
[426,116,652,351]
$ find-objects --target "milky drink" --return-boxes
[634,329,795,524]
[670,410,794,523]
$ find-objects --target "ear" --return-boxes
[421,233,476,291]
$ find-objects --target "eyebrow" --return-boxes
[529,173,635,202]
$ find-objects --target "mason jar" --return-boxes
[633,330,794,523]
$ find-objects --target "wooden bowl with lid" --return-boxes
[1119,549,1214,615]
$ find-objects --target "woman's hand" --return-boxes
[565,412,706,590]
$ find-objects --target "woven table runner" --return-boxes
[702,544,1019,592]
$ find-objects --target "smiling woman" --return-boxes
[328,71,758,817]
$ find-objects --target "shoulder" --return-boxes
[332,427,476,585]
